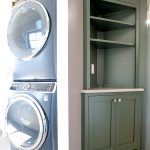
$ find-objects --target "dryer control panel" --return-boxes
[10,82,56,93]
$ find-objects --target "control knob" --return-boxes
[23,83,31,90]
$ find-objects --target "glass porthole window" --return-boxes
[6,94,47,150]
[7,0,50,60]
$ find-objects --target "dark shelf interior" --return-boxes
[84,0,137,89]
[90,0,135,17]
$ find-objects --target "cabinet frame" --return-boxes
[83,0,139,89]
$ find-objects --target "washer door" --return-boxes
[5,94,48,150]
[7,0,50,61]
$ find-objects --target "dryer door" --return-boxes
[7,0,50,61]
[5,94,48,150]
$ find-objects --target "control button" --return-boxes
[23,83,31,90]
[47,84,51,92]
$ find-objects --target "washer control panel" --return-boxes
[10,82,56,92]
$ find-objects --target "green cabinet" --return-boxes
[83,0,138,89]
[82,92,141,150]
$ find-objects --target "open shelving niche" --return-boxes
[84,0,137,89]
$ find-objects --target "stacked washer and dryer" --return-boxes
[5,0,57,150]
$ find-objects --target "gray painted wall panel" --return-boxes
[137,0,147,150]
[145,26,150,150]
[68,0,83,149]
[104,47,135,88]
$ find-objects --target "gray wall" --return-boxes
[137,0,150,150]
[145,26,150,150]
[68,0,83,150]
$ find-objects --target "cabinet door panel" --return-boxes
[89,96,115,150]
[115,94,140,150]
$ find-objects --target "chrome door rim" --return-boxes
[5,94,48,150]
[7,0,50,61]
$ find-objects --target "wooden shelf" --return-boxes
[90,16,135,31]
[90,38,134,49]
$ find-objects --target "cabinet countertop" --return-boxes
[81,88,144,93]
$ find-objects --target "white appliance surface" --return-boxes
[0,137,10,150]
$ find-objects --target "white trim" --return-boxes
[57,0,69,149]
[81,88,144,93]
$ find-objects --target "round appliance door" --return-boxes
[7,0,50,61]
[5,94,48,150]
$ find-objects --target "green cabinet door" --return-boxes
[115,94,140,150]
[88,95,116,150]
[82,93,141,150]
